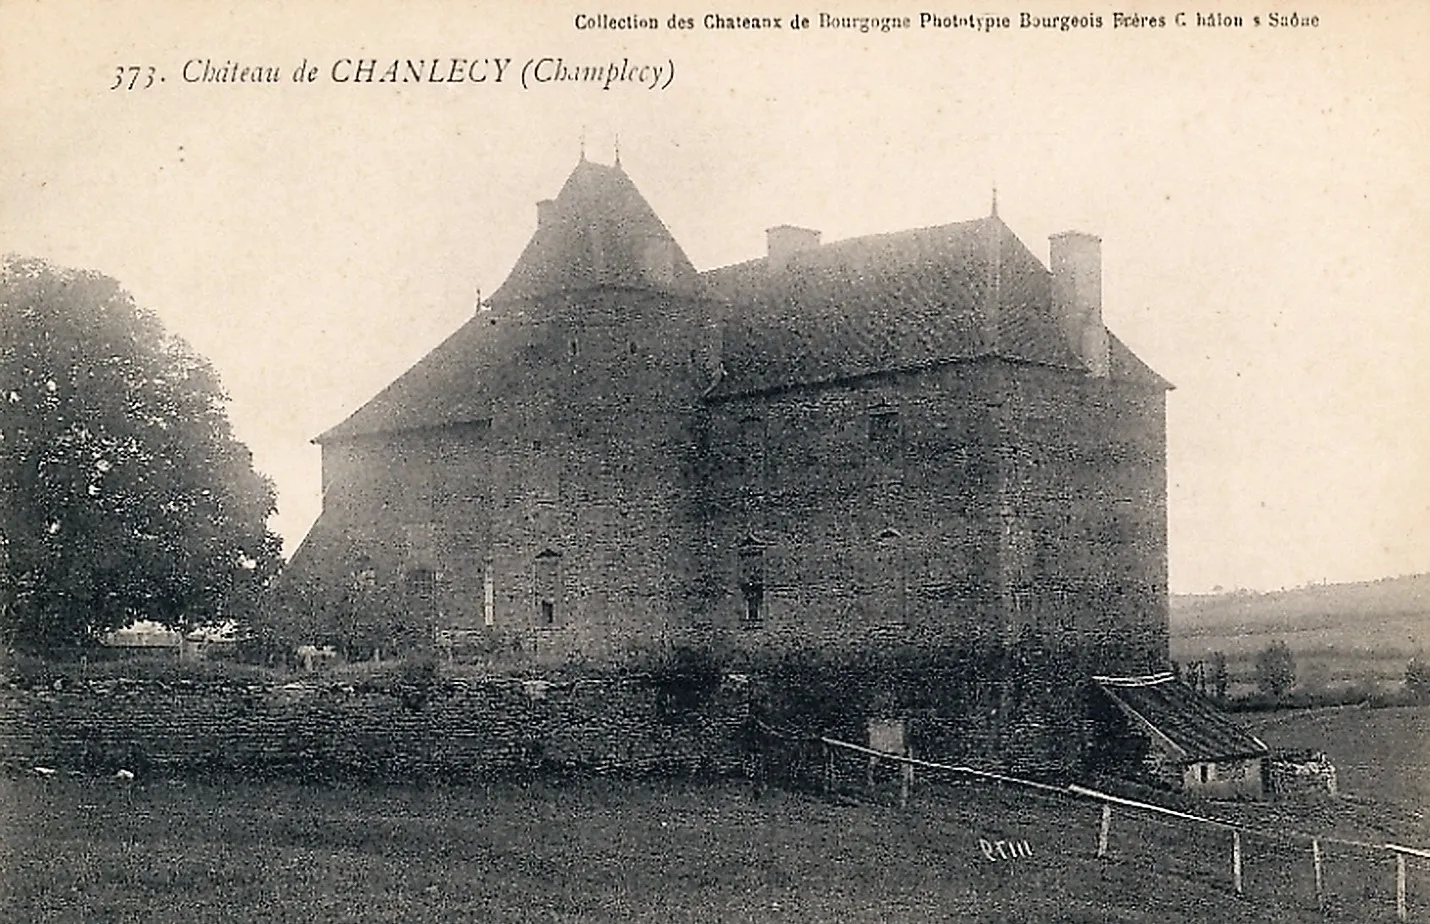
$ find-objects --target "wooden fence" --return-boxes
[752,721,1429,921]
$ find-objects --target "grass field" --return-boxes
[1170,576,1430,697]
[0,771,1353,924]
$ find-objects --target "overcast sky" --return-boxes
[3,0,1426,594]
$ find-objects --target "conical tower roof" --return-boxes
[488,158,698,304]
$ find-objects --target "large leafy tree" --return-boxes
[0,256,282,652]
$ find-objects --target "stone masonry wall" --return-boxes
[0,673,750,782]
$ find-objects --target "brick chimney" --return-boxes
[1049,231,1110,377]
[766,225,821,272]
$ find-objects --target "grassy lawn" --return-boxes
[0,772,1344,923]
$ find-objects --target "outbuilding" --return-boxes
[1095,672,1270,798]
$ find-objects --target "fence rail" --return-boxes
[752,721,1429,922]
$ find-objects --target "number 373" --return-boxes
[111,66,156,90]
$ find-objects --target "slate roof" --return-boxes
[700,218,1160,399]
[1096,673,1269,763]
[489,157,699,304]
[319,158,705,444]
[317,159,1170,442]
[316,313,506,443]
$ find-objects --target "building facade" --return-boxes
[285,157,1172,670]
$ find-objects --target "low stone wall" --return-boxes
[0,672,751,782]
[1268,750,1338,798]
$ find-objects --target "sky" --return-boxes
[2,0,1427,594]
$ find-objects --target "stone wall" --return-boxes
[697,357,1169,673]
[0,672,750,782]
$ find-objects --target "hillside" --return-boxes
[1170,574,1430,663]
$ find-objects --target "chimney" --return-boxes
[1049,231,1110,377]
[766,225,821,272]
[536,198,558,229]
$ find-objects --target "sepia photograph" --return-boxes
[2,1,1427,920]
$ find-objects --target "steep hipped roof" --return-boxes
[488,157,699,304]
[318,158,702,444]
[701,217,1091,399]
[1096,674,1268,763]
[318,161,1170,442]
[1109,333,1175,391]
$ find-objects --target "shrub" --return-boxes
[1405,657,1430,702]
[1255,640,1296,698]
[639,643,727,715]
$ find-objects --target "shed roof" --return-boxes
[1095,673,1269,763]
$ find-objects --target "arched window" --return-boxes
[534,549,562,626]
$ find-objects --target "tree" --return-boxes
[0,256,282,652]
[1210,650,1230,702]
[1254,640,1296,698]
[1405,657,1430,702]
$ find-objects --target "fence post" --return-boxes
[1232,829,1243,895]
[824,742,833,796]
[1397,852,1408,923]
[1311,838,1324,912]
[900,755,912,809]
[1097,803,1111,859]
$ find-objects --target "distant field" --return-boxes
[1,773,1352,924]
[1170,576,1430,693]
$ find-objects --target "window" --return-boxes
[483,563,495,627]
[568,338,579,357]
[737,416,766,484]
[868,409,900,460]
[534,549,561,625]
[407,568,437,616]
[738,542,765,628]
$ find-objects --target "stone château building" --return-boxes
[285,156,1172,670]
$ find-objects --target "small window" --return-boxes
[568,338,579,357]
[737,417,766,483]
[1199,764,1210,784]
[739,543,765,628]
[743,586,763,627]
[534,549,561,625]
[407,568,437,615]
[868,409,900,449]
[483,564,495,627]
